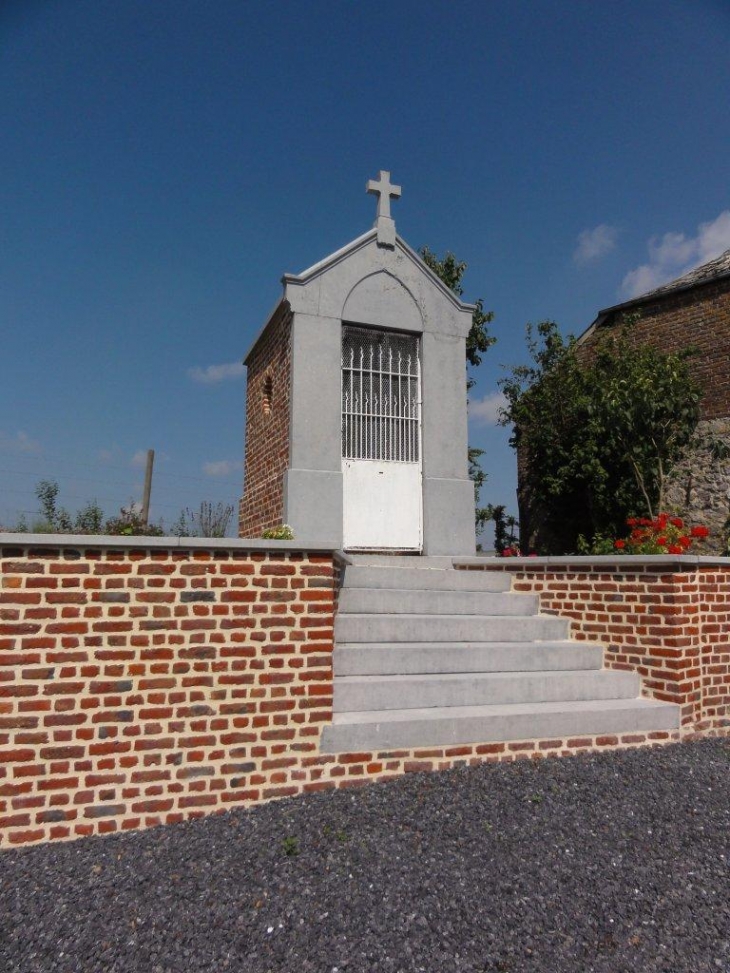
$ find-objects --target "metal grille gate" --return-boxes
[341,325,422,551]
[341,327,421,462]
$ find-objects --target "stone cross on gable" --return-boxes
[366,169,401,248]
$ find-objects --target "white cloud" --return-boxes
[188,360,245,384]
[621,210,730,298]
[131,450,148,468]
[0,430,41,454]
[573,224,618,265]
[469,391,506,426]
[203,460,243,477]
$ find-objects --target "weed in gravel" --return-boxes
[282,835,300,856]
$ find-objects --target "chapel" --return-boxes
[239,171,477,555]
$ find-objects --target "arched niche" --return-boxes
[342,271,423,332]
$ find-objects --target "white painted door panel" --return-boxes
[343,460,421,550]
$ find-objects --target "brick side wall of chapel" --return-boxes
[238,308,292,538]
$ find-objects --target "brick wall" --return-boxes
[580,279,730,421]
[239,304,292,537]
[4,542,730,849]
[0,540,334,847]
[458,557,730,730]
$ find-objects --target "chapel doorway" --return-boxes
[341,324,422,551]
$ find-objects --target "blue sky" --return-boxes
[2,0,730,534]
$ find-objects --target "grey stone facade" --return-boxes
[666,417,730,552]
[240,174,477,555]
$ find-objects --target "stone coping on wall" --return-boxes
[454,554,730,570]
[0,533,337,553]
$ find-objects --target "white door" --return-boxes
[342,326,422,551]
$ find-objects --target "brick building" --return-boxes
[520,248,730,552]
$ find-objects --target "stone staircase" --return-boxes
[320,556,680,752]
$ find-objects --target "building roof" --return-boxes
[636,247,730,302]
[578,247,730,344]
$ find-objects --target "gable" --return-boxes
[281,230,474,338]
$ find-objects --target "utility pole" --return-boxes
[140,449,155,525]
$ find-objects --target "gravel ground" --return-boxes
[1,739,729,973]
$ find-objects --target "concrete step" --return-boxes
[334,641,605,675]
[334,669,640,712]
[342,565,511,592]
[335,613,571,644]
[320,697,680,752]
[338,587,538,616]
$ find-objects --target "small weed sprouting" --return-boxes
[528,794,543,805]
[282,836,300,857]
[262,524,294,540]
[336,830,348,842]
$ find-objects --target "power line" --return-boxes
[0,465,242,487]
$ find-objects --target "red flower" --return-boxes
[690,525,710,538]
[679,536,691,549]
[614,539,626,549]
[656,536,667,546]
[668,544,683,554]
[670,517,684,529]
[626,518,638,527]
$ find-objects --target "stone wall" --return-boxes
[665,417,730,552]
[239,305,292,537]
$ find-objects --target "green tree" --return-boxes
[500,318,703,553]
[33,480,73,532]
[419,247,495,390]
[419,247,496,534]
